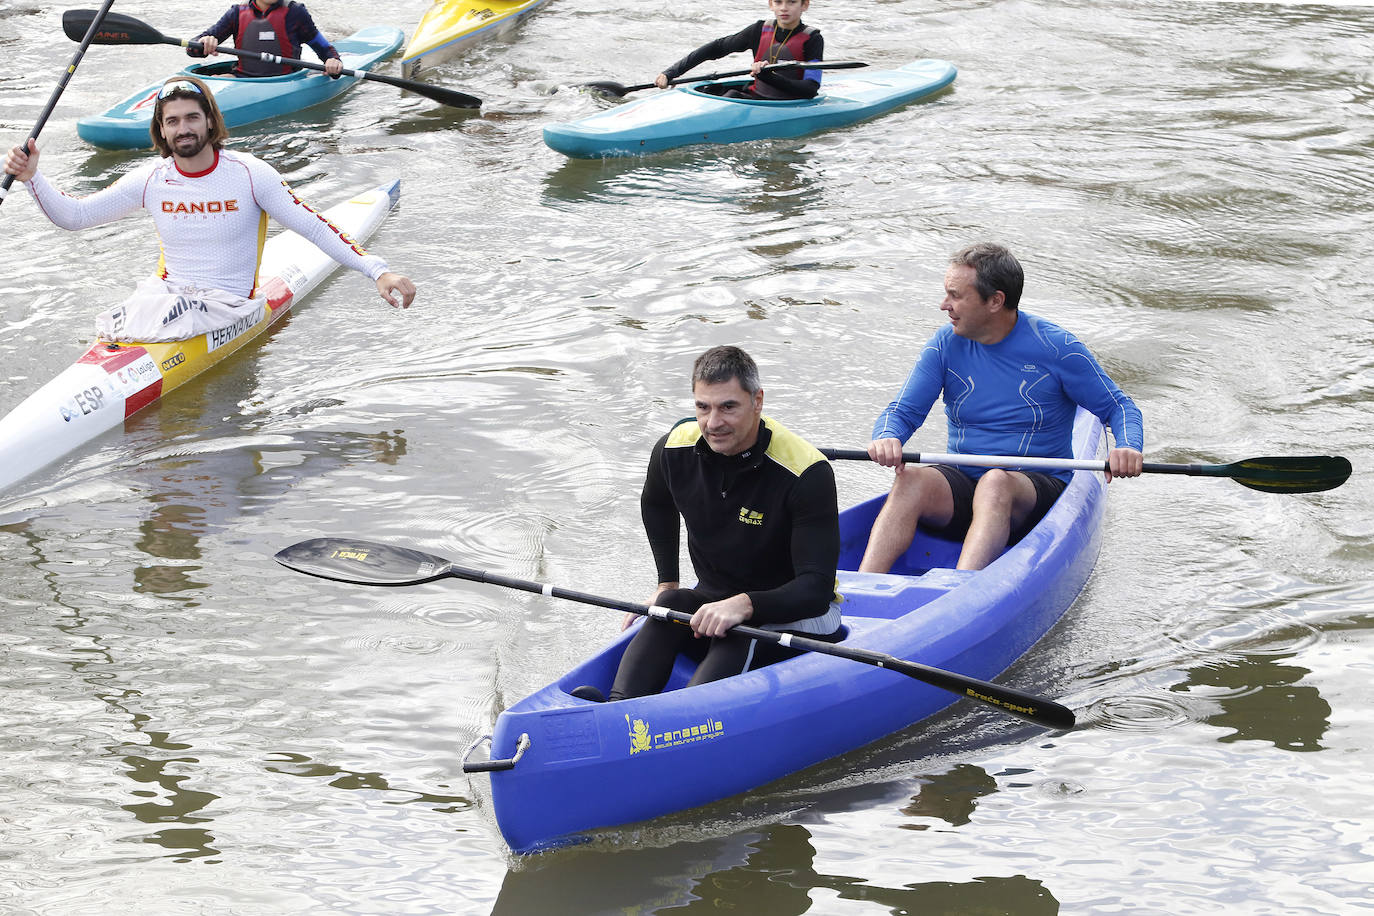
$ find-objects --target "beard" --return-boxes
[171,130,208,159]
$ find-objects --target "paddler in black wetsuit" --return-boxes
[654,0,824,100]
[590,346,843,702]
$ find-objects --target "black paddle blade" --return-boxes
[63,10,167,45]
[274,538,453,586]
[386,77,482,110]
[581,80,634,98]
[1225,455,1352,493]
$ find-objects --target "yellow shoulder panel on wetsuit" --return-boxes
[760,415,827,477]
[665,418,702,449]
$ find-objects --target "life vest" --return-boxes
[750,20,816,99]
[234,2,295,77]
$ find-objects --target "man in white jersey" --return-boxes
[3,76,415,340]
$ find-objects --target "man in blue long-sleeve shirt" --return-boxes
[862,243,1145,572]
[190,0,343,79]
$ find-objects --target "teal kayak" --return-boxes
[77,26,404,150]
[463,408,1104,854]
[544,59,956,158]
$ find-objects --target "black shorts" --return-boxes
[919,465,1067,544]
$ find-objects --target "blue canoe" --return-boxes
[76,27,404,150]
[543,58,957,158]
[464,409,1107,854]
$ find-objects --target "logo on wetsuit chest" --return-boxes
[161,200,240,215]
[737,507,764,526]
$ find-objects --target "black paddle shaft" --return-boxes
[1,0,117,205]
[275,537,1077,730]
[820,448,1351,495]
[61,9,482,109]
[585,60,869,97]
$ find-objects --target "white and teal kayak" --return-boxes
[544,59,957,158]
[77,27,404,150]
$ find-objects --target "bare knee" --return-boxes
[880,467,954,530]
[888,468,924,500]
[971,469,1018,514]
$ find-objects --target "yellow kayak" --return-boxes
[401,0,553,79]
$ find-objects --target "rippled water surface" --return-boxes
[1,0,1371,912]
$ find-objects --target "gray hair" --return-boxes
[951,242,1024,310]
[692,345,760,395]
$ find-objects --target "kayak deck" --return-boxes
[77,27,404,150]
[472,409,1106,854]
[401,0,553,79]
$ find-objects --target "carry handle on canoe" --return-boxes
[462,732,531,773]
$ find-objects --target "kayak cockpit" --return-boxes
[686,81,820,107]
[185,60,312,83]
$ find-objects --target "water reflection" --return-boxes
[4,523,226,861]
[1175,654,1330,752]
[494,823,1058,915]
[539,145,815,218]
[265,751,472,813]
[122,422,407,596]
[121,749,222,862]
[4,514,467,865]
[898,762,999,829]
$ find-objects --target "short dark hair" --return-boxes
[150,75,229,158]
[951,243,1024,310]
[692,345,760,395]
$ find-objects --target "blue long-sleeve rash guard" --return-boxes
[871,312,1144,482]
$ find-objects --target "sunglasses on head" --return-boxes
[157,79,205,100]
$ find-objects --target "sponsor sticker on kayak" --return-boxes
[626,713,724,755]
[59,384,107,423]
[207,304,266,352]
[108,353,160,395]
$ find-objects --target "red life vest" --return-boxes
[234,2,295,77]
[750,20,816,99]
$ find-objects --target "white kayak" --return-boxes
[0,179,401,496]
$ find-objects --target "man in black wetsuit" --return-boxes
[653,0,823,100]
[606,345,843,701]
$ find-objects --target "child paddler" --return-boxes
[189,0,345,78]
[653,0,823,100]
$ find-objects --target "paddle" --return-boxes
[584,60,869,97]
[275,537,1077,730]
[818,448,1352,494]
[1,0,117,206]
[61,9,482,110]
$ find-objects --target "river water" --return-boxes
[1,0,1371,912]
